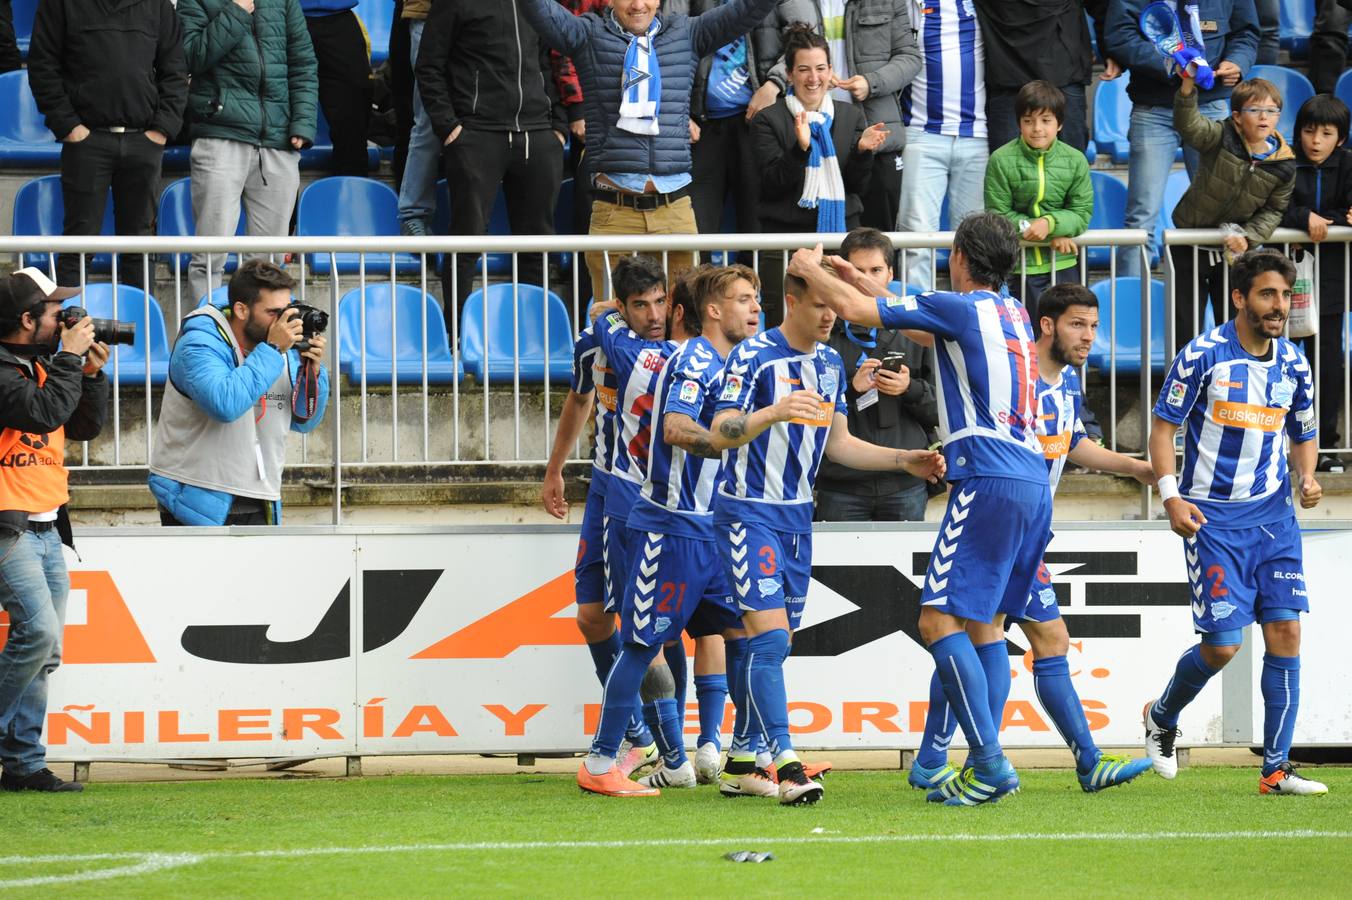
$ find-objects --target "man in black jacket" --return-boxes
[26,0,188,290]
[416,0,568,307]
[815,228,939,521]
[0,268,108,794]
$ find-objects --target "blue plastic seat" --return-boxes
[61,285,170,386]
[337,284,460,385]
[157,177,248,275]
[298,177,422,275]
[0,70,60,165]
[13,0,36,56]
[1280,0,1314,58]
[1087,277,1169,375]
[299,107,379,170]
[1156,168,1192,257]
[1086,172,1128,269]
[1338,70,1352,117]
[460,283,573,383]
[430,180,513,276]
[355,0,392,65]
[12,175,114,273]
[1092,74,1183,165]
[1248,65,1314,144]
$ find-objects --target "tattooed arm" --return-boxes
[663,412,720,459]
[709,390,824,451]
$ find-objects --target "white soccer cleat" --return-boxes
[617,741,660,778]
[777,761,824,806]
[694,742,722,785]
[1260,762,1329,796]
[1143,701,1181,780]
[638,760,697,789]
[719,765,778,798]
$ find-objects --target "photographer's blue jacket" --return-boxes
[148,307,329,525]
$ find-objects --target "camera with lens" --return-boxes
[288,303,329,352]
[59,306,136,346]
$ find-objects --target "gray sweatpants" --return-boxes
[188,137,301,304]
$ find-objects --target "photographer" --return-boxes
[149,260,329,526]
[0,268,108,794]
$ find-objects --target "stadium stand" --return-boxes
[430,180,513,278]
[1156,168,1191,257]
[297,176,422,276]
[459,283,572,383]
[1086,171,1128,269]
[0,69,60,165]
[13,174,113,273]
[355,0,391,66]
[62,284,171,386]
[11,0,35,57]
[1087,277,1168,375]
[1279,0,1313,59]
[158,177,248,276]
[1091,73,1184,166]
[1247,64,1315,144]
[337,283,461,385]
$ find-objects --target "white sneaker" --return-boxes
[718,765,778,798]
[638,760,696,789]
[778,761,824,805]
[694,743,722,785]
[617,741,660,778]
[1143,701,1180,780]
[1260,762,1329,796]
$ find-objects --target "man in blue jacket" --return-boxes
[1104,0,1259,279]
[149,260,330,526]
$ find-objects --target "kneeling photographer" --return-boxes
[0,268,108,793]
[150,260,329,526]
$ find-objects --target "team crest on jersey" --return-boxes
[1166,380,1187,407]
[1039,587,1057,608]
[1269,377,1295,408]
[679,379,700,404]
[655,616,671,633]
[1211,600,1237,620]
[757,577,779,598]
[819,367,839,401]
[720,374,743,401]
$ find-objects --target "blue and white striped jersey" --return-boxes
[1154,320,1316,525]
[571,322,617,481]
[596,310,677,521]
[630,336,726,540]
[876,289,1045,484]
[711,329,849,534]
[1035,365,1088,496]
[900,0,986,139]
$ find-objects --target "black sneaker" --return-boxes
[0,767,84,792]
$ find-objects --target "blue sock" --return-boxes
[1033,655,1100,773]
[725,637,753,755]
[974,640,1012,735]
[746,629,793,759]
[664,641,688,740]
[695,673,728,750]
[585,631,652,746]
[1260,654,1300,776]
[590,643,657,759]
[642,696,687,768]
[916,668,957,769]
[1152,644,1218,730]
[929,632,1002,766]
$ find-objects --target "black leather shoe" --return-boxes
[0,767,84,792]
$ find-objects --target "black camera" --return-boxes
[60,306,135,346]
[289,303,329,352]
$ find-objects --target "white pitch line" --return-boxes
[3,831,1350,889]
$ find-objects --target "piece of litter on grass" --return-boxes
[723,851,775,863]
[810,827,825,834]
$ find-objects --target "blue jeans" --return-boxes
[397,20,440,224]
[0,529,69,777]
[1117,99,1229,279]
[898,128,989,290]
[814,484,929,522]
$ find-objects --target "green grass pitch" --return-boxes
[3,767,1350,897]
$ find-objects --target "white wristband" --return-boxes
[1157,474,1180,503]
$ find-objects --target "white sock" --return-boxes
[756,750,773,770]
[584,753,613,776]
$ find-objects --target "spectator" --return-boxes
[416,1,566,308]
[26,0,187,290]
[974,0,1108,154]
[0,269,108,794]
[0,0,21,73]
[301,0,372,176]
[394,0,436,234]
[1168,74,1295,352]
[753,0,921,235]
[1281,94,1352,470]
[1311,0,1352,96]
[1253,0,1278,65]
[984,80,1093,319]
[1104,0,1259,281]
[896,0,990,291]
[750,24,886,324]
[815,227,939,522]
[519,0,779,301]
[149,261,330,526]
[180,0,318,305]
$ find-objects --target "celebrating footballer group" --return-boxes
[542,213,1329,806]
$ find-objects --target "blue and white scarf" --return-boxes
[617,18,662,136]
[786,92,846,233]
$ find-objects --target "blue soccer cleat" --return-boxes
[1078,754,1154,793]
[940,758,1020,807]
[910,761,963,799]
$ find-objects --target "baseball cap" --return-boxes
[0,268,81,322]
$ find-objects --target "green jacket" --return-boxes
[178,0,318,150]
[984,136,1093,275]
[1172,90,1296,245]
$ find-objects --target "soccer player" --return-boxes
[788,212,1050,806]
[577,264,763,797]
[1143,249,1328,796]
[910,283,1156,796]
[710,265,946,805]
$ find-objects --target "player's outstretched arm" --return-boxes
[1068,439,1156,485]
[824,413,946,480]
[786,244,885,327]
[1149,414,1206,537]
[542,389,595,519]
[710,390,822,451]
[663,411,720,459]
[1290,438,1323,509]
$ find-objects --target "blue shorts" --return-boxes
[602,512,633,614]
[619,528,741,645]
[1004,559,1063,624]
[719,520,812,630]
[575,485,607,606]
[1186,516,1308,633]
[921,476,1052,625]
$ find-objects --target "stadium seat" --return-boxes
[300,107,379,170]
[1092,74,1184,165]
[460,283,573,383]
[337,284,461,385]
[355,0,392,66]
[13,0,36,56]
[0,70,61,165]
[1156,168,1191,257]
[1087,277,1167,375]
[430,181,512,277]
[12,175,114,273]
[61,285,171,386]
[1280,0,1314,59]
[297,177,422,276]
[1086,172,1128,269]
[1337,70,1352,115]
[1247,65,1314,144]
[157,177,248,275]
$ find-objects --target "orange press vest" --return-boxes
[0,362,70,513]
